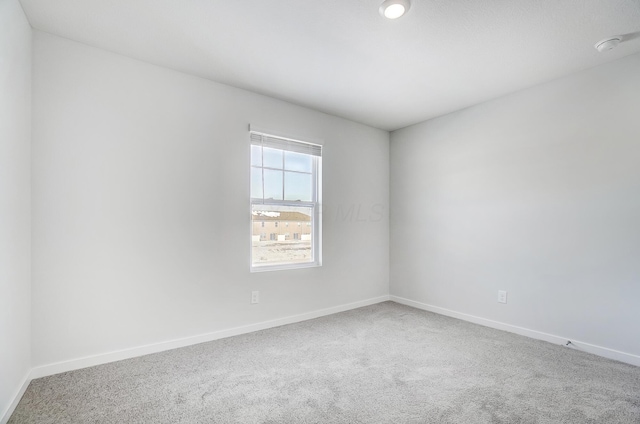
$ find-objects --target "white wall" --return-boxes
[391,53,640,359]
[31,31,389,367]
[0,0,32,419]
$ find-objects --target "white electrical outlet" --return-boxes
[497,290,508,304]
[251,291,259,304]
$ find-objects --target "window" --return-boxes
[250,130,322,271]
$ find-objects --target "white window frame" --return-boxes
[249,128,322,272]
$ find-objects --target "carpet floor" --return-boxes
[9,302,640,423]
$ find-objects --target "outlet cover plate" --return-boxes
[498,290,508,304]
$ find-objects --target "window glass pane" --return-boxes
[251,145,262,167]
[250,167,263,199]
[285,151,312,173]
[263,147,283,169]
[263,169,283,200]
[284,171,312,202]
[252,204,313,267]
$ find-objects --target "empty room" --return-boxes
[1,0,640,422]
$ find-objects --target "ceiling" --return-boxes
[19,0,640,131]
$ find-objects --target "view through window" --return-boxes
[250,131,321,270]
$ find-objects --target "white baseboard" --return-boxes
[30,295,390,380]
[1,371,31,424]
[390,295,640,367]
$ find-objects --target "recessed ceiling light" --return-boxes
[594,37,622,52]
[379,0,411,19]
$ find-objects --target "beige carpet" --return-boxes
[10,302,640,423]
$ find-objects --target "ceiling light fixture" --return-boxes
[379,0,411,19]
[594,37,622,52]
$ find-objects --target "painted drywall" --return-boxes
[0,0,32,419]
[31,31,389,367]
[391,52,640,358]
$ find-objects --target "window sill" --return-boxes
[250,261,321,273]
